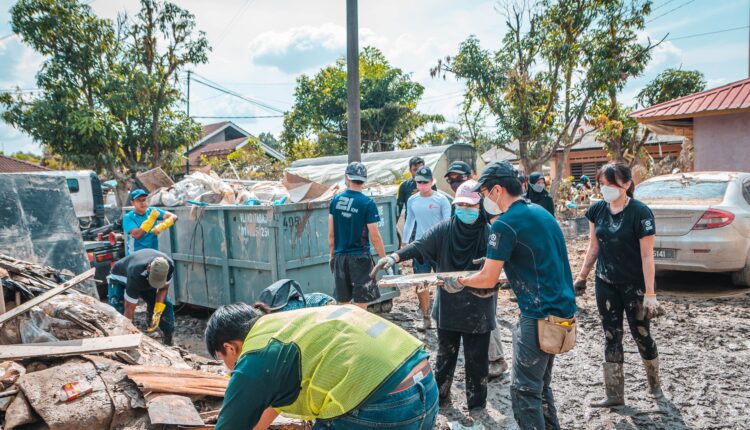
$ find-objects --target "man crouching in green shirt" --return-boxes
[205,303,438,430]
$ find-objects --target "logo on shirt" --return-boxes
[488,233,498,247]
[428,204,438,209]
[335,196,359,214]
[642,219,654,231]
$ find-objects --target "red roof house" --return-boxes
[185,122,284,171]
[0,154,50,173]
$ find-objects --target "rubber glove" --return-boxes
[643,295,664,319]
[437,274,464,294]
[370,255,397,279]
[472,257,486,268]
[140,209,160,233]
[150,217,174,235]
[146,302,166,333]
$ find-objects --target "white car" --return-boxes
[635,172,750,287]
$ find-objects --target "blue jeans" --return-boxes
[313,369,439,429]
[108,281,176,335]
[511,316,560,430]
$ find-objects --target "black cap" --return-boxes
[472,161,517,191]
[345,162,367,182]
[444,161,472,177]
[414,166,433,182]
[408,156,425,167]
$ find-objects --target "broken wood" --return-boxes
[136,167,175,193]
[377,271,507,289]
[147,394,204,426]
[0,268,95,326]
[0,334,142,360]
[125,366,229,397]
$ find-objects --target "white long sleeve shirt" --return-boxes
[403,192,452,243]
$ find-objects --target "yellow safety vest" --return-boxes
[240,305,423,420]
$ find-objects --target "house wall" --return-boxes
[550,143,683,179]
[202,131,227,145]
[694,112,750,172]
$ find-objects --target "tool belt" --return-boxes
[537,315,576,354]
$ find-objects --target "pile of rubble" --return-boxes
[0,255,308,429]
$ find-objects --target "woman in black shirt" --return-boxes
[575,162,662,407]
[525,171,555,216]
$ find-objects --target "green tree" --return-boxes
[636,68,706,108]
[432,0,660,188]
[201,138,288,181]
[282,47,444,159]
[258,132,281,151]
[0,0,209,204]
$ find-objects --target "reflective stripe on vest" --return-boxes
[241,305,423,420]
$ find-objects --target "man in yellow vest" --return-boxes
[205,303,438,429]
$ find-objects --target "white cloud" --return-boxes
[248,23,385,73]
[637,31,683,72]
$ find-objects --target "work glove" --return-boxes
[150,217,174,235]
[436,274,464,294]
[146,302,166,333]
[573,277,587,296]
[472,257,486,268]
[370,255,397,279]
[140,209,160,233]
[643,295,664,319]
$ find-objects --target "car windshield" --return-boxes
[636,178,728,204]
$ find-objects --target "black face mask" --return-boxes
[448,176,468,192]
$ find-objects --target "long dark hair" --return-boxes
[596,162,634,198]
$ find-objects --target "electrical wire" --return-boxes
[190,73,286,114]
[647,0,695,23]
[668,25,749,41]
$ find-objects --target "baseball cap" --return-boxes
[345,162,368,182]
[472,161,518,191]
[408,156,425,167]
[129,189,148,201]
[444,161,472,177]
[148,257,170,289]
[453,180,481,205]
[414,166,433,182]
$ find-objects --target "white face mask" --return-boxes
[483,188,502,215]
[601,185,622,203]
[531,183,545,193]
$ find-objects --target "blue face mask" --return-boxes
[455,207,480,224]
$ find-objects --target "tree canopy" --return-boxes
[281,47,444,160]
[637,68,706,108]
[1,0,209,201]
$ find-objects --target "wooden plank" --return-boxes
[0,268,94,325]
[0,334,142,360]
[125,366,229,398]
[377,270,507,289]
[147,394,204,426]
[136,167,174,193]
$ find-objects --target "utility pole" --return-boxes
[187,70,191,117]
[346,0,361,163]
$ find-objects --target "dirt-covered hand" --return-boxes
[437,274,464,293]
[574,278,587,295]
[370,255,396,279]
[643,295,664,319]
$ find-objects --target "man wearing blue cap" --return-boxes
[328,162,387,309]
[122,189,178,255]
[437,161,576,430]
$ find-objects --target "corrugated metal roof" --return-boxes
[188,137,248,165]
[631,77,750,121]
[0,155,50,173]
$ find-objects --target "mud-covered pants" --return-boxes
[435,328,490,409]
[595,277,658,363]
[511,316,560,430]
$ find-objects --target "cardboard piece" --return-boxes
[136,167,175,193]
[282,172,329,203]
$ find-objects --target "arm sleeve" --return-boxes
[122,213,137,235]
[366,200,381,225]
[544,196,555,216]
[396,183,406,219]
[486,222,517,261]
[585,202,599,223]
[215,341,301,430]
[635,204,656,238]
[396,222,444,264]
[402,198,416,244]
[440,195,452,221]
[329,198,336,215]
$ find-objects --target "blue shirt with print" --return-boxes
[122,207,165,255]
[486,200,576,319]
[330,190,381,255]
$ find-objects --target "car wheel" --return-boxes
[731,262,750,287]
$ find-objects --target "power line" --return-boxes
[668,25,750,41]
[214,0,257,49]
[192,115,283,119]
[651,0,677,13]
[647,0,695,23]
[189,73,286,114]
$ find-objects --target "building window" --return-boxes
[570,162,607,183]
[66,178,80,193]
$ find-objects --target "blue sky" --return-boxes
[0,0,748,155]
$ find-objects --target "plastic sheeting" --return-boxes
[0,174,97,298]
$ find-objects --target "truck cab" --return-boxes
[33,170,106,229]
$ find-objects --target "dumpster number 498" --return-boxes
[283,216,301,228]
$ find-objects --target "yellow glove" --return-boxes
[146,302,166,333]
[140,209,160,233]
[150,217,174,235]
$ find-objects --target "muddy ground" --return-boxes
[170,237,750,429]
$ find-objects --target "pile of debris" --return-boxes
[144,170,396,208]
[0,255,308,429]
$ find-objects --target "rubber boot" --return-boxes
[643,357,662,394]
[590,362,624,407]
[162,331,174,347]
[488,357,508,378]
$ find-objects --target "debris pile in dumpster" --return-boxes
[146,170,398,207]
[0,254,309,429]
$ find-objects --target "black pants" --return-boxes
[435,328,490,409]
[595,277,658,363]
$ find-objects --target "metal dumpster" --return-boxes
[155,196,400,309]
